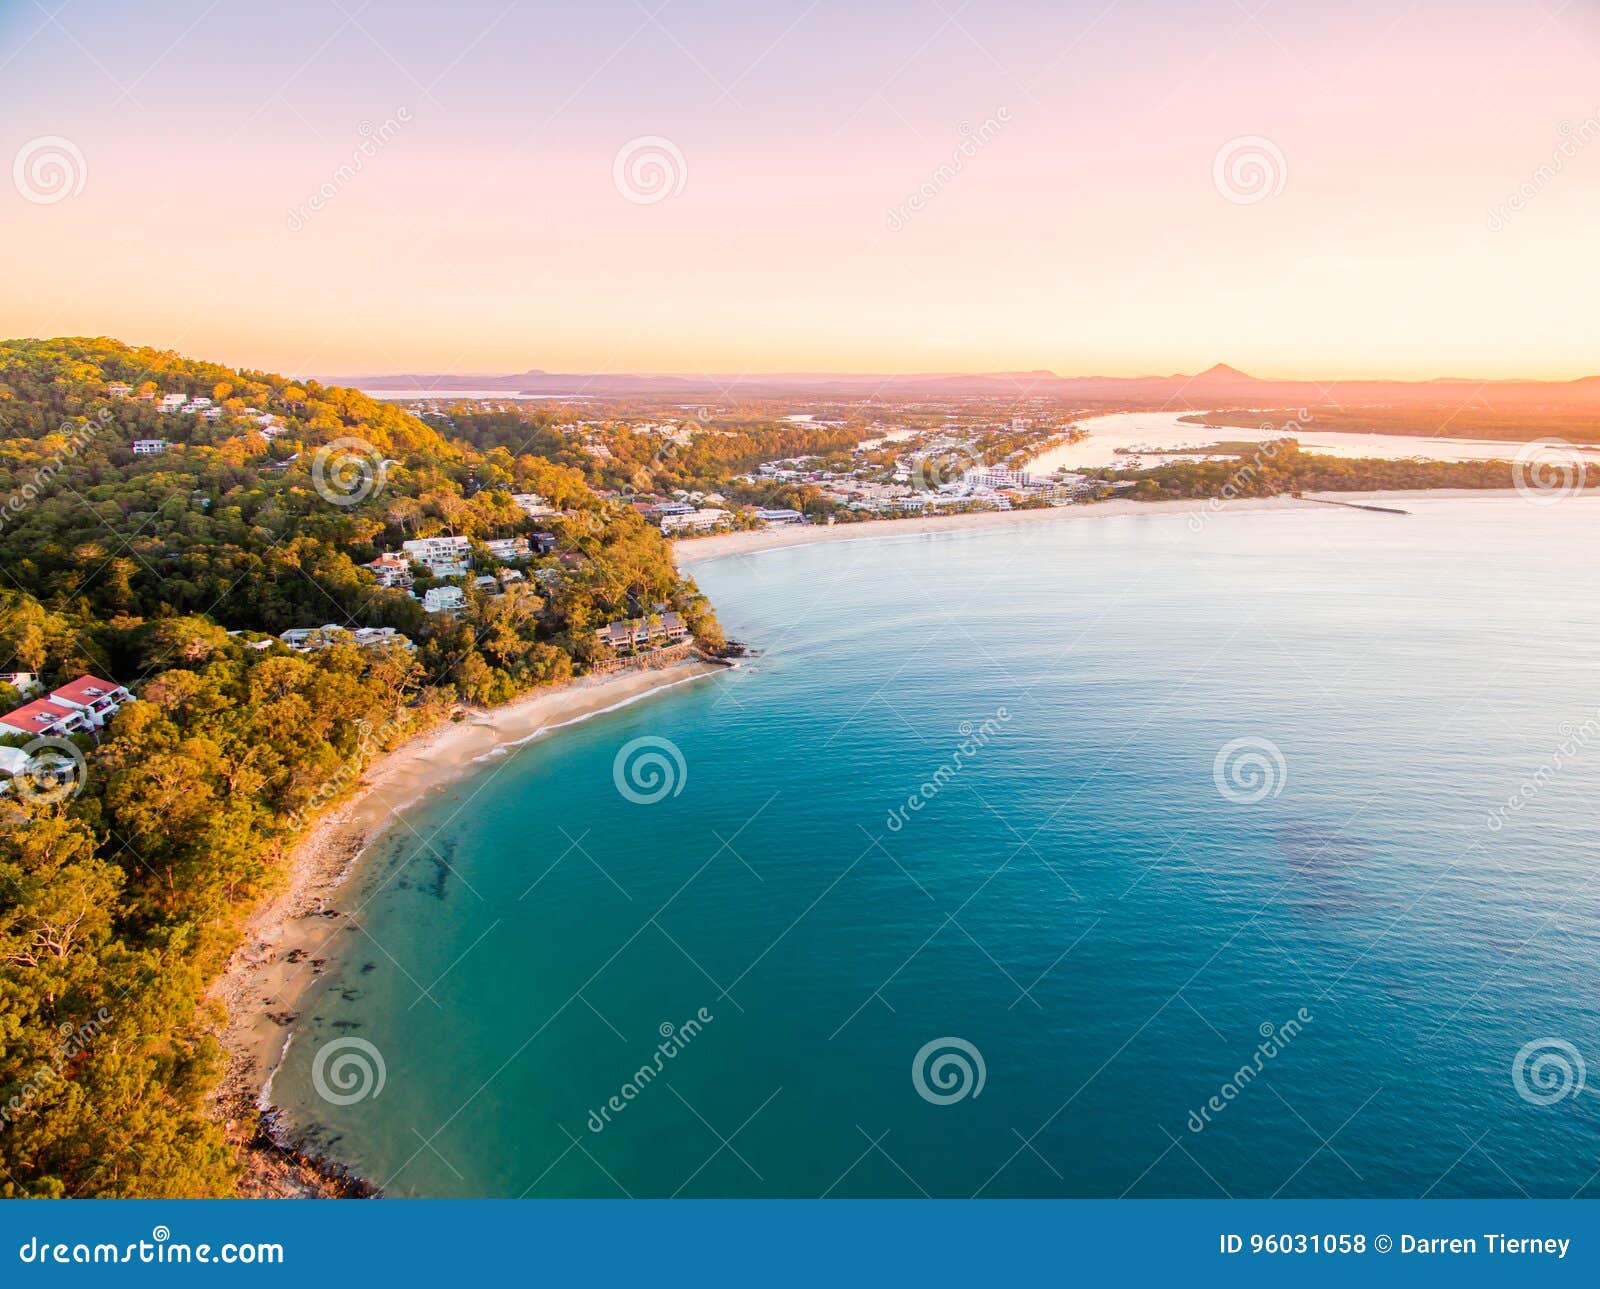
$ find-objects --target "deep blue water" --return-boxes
[272,496,1600,1197]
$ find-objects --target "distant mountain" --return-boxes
[326,364,1600,410]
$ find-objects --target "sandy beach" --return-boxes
[210,658,723,1186]
[672,490,1535,565]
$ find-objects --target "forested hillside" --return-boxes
[0,337,720,1196]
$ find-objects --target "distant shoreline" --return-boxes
[673,490,1537,564]
[211,659,723,1194]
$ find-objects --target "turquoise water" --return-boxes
[273,497,1600,1197]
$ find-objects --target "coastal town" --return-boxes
[389,393,1110,538]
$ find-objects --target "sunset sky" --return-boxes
[3,0,1598,381]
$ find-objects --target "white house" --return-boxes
[106,382,133,398]
[47,676,133,729]
[422,586,465,614]
[0,672,41,697]
[402,535,473,578]
[181,397,213,414]
[133,439,169,456]
[157,394,187,413]
[483,537,530,561]
[201,406,224,421]
[510,493,555,517]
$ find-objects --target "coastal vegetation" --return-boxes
[0,337,721,1196]
[1093,439,1546,500]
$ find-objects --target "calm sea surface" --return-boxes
[272,496,1600,1197]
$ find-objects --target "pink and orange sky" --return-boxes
[3,0,1599,381]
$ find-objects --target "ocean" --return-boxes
[270,495,1600,1197]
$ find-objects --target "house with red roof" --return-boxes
[0,698,89,739]
[47,676,133,730]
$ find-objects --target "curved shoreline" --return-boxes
[672,490,1538,565]
[209,660,724,1194]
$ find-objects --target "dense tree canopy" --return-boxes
[0,338,720,1195]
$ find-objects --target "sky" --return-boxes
[2,0,1599,381]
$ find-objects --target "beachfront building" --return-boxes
[47,676,133,729]
[133,439,169,456]
[594,609,690,654]
[0,698,90,738]
[960,465,1032,491]
[660,508,730,536]
[423,586,466,615]
[402,535,472,578]
[755,508,806,526]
